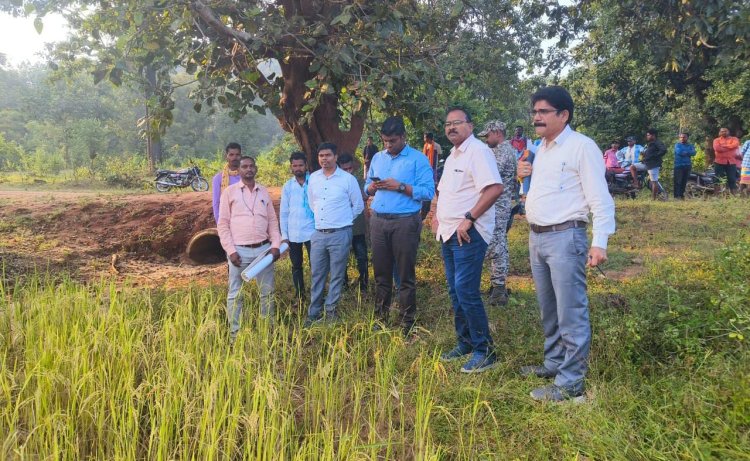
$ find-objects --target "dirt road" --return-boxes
[0,188,280,287]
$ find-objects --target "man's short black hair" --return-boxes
[531,86,574,125]
[425,132,434,140]
[289,151,307,163]
[317,142,337,155]
[225,142,242,153]
[380,116,406,136]
[239,155,255,163]
[337,153,354,165]
[646,128,658,137]
[446,105,472,123]
[679,132,689,137]
[515,125,524,130]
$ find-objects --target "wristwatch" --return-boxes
[398,182,406,193]
[464,211,476,222]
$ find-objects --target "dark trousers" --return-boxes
[344,234,369,288]
[673,165,691,198]
[288,240,311,299]
[714,163,738,191]
[370,213,422,331]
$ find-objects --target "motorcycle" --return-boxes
[607,168,665,199]
[685,168,724,198]
[154,162,209,192]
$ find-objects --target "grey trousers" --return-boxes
[307,227,353,319]
[529,227,591,392]
[226,243,275,338]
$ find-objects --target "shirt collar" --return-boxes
[239,181,260,192]
[542,125,573,148]
[452,134,477,156]
[387,144,412,158]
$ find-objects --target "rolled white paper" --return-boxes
[240,242,289,282]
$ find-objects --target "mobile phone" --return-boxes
[370,176,381,182]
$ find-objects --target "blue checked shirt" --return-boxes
[365,144,435,214]
[280,176,316,243]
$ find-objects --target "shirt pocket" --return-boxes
[557,161,578,191]
[439,167,467,193]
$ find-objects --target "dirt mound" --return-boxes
[0,189,280,286]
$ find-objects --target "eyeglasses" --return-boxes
[529,108,561,117]
[444,120,469,128]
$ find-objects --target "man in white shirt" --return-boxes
[304,142,365,326]
[518,86,615,402]
[435,107,503,374]
[280,151,316,302]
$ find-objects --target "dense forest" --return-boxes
[1,0,749,175]
[0,65,283,176]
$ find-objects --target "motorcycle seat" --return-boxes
[157,168,190,174]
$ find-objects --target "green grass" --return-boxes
[1,197,749,459]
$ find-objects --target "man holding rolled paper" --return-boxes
[217,156,281,340]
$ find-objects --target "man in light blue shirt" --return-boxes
[365,116,434,337]
[280,151,316,301]
[304,142,365,326]
[616,136,643,168]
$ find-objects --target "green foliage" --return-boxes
[0,133,24,171]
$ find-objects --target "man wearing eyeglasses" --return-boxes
[217,156,282,341]
[436,107,503,373]
[517,86,615,402]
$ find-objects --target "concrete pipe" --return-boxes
[186,228,226,264]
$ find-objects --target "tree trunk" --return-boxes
[143,64,163,171]
[277,57,365,170]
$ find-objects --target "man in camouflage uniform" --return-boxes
[478,120,517,306]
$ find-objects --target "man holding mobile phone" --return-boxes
[365,116,435,339]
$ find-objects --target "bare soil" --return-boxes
[0,189,280,288]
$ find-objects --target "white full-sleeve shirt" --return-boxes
[525,125,616,249]
[307,167,365,230]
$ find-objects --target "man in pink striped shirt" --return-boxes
[217,156,281,339]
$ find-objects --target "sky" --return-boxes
[0,12,69,67]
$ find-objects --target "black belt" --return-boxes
[238,239,270,248]
[372,211,420,220]
[529,220,587,234]
[317,225,352,234]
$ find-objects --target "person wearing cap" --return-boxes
[517,86,615,402]
[478,120,517,306]
[366,116,435,338]
[616,136,643,169]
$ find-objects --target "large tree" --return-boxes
[12,0,571,168]
[574,0,750,160]
[13,0,469,168]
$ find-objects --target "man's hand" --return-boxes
[431,212,439,234]
[375,178,400,191]
[270,247,281,262]
[456,219,473,245]
[229,252,241,267]
[518,160,533,178]
[587,247,607,267]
